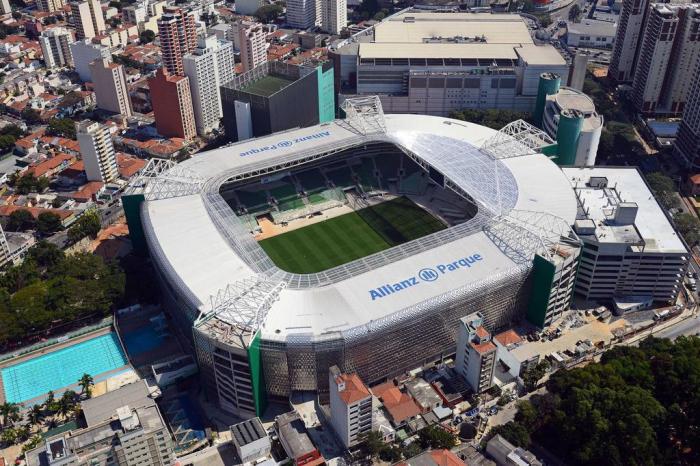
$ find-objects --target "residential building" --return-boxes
[26,381,175,466]
[328,365,372,449]
[236,21,267,72]
[676,60,700,169]
[455,312,496,394]
[220,61,335,141]
[183,35,234,135]
[275,412,324,466]
[404,378,442,413]
[399,449,467,466]
[236,0,264,15]
[90,58,133,116]
[609,0,650,82]
[37,0,65,12]
[567,168,689,305]
[486,435,542,466]
[123,4,147,27]
[71,0,107,40]
[330,11,570,115]
[631,3,700,115]
[321,0,346,35]
[39,28,74,69]
[69,39,112,82]
[77,120,119,183]
[287,0,320,29]
[370,382,422,428]
[149,67,197,140]
[230,418,271,464]
[157,7,197,75]
[0,0,11,15]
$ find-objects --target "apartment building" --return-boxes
[287,0,321,29]
[566,169,688,305]
[39,28,75,68]
[157,7,197,75]
[455,312,496,394]
[675,60,700,169]
[631,3,700,115]
[149,67,197,140]
[77,120,119,183]
[37,0,65,12]
[71,0,106,40]
[609,0,652,82]
[236,21,267,73]
[69,39,111,82]
[90,58,133,116]
[26,381,174,466]
[328,366,372,449]
[183,35,234,135]
[321,0,347,35]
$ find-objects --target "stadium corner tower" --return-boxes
[124,98,581,417]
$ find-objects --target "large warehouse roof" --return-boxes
[139,111,578,342]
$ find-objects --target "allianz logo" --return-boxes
[368,254,484,301]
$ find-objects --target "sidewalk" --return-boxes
[620,307,697,346]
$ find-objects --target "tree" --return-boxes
[36,212,63,235]
[139,29,155,44]
[78,373,94,398]
[47,118,76,139]
[448,108,532,130]
[418,425,457,450]
[402,442,422,459]
[20,107,41,125]
[6,209,35,231]
[67,210,102,243]
[254,4,283,22]
[11,11,21,20]
[644,172,680,210]
[490,421,531,448]
[673,213,700,245]
[568,4,582,22]
[538,14,552,28]
[358,431,385,459]
[45,390,59,413]
[0,134,15,152]
[27,404,43,426]
[0,402,20,427]
[522,360,549,391]
[1,427,18,445]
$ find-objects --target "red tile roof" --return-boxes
[475,326,490,339]
[116,153,147,178]
[67,181,104,202]
[397,449,465,466]
[689,174,700,184]
[494,329,522,348]
[334,372,370,405]
[471,341,496,355]
[26,153,74,178]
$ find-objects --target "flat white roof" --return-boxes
[143,115,578,339]
[375,13,534,44]
[563,167,687,253]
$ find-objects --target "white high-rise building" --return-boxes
[90,58,133,117]
[183,35,235,135]
[37,0,65,12]
[455,312,496,394]
[71,0,107,40]
[77,120,119,183]
[328,365,373,449]
[609,0,651,83]
[39,28,75,69]
[287,0,319,29]
[321,0,346,35]
[70,39,112,82]
[236,22,267,72]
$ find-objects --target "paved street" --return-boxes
[655,315,700,340]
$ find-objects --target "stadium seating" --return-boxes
[235,188,269,212]
[375,154,401,180]
[399,171,428,195]
[325,166,355,189]
[295,169,327,194]
[353,158,381,193]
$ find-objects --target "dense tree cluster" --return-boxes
[254,4,283,22]
[492,337,700,465]
[67,210,102,243]
[8,172,50,195]
[0,242,125,348]
[673,213,700,246]
[448,109,532,130]
[46,118,76,140]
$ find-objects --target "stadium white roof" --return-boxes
[139,113,578,342]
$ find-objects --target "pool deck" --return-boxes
[0,325,122,406]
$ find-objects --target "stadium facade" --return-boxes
[124,98,582,418]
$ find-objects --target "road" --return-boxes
[655,315,700,340]
[46,202,124,249]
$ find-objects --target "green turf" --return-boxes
[258,197,446,273]
[240,75,295,97]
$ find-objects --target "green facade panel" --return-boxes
[247,331,267,417]
[534,73,561,127]
[555,110,584,166]
[317,65,335,123]
[526,254,556,328]
[122,194,147,256]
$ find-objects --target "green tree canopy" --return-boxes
[254,4,283,22]
[6,209,35,231]
[47,118,76,139]
[36,212,63,235]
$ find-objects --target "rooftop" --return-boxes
[239,74,296,97]
[494,329,523,348]
[231,417,267,446]
[397,449,465,466]
[333,368,371,405]
[276,411,317,458]
[81,380,155,427]
[566,19,616,38]
[565,167,686,253]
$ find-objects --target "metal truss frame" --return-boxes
[126,158,205,200]
[340,96,387,135]
[480,120,555,160]
[484,209,580,265]
[195,276,287,346]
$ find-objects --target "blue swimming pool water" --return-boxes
[121,325,164,356]
[0,333,127,404]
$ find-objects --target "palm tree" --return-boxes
[27,404,43,427]
[78,373,94,399]
[56,397,72,420]
[45,391,58,414]
[0,402,20,427]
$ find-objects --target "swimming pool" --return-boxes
[121,324,165,356]
[0,333,128,404]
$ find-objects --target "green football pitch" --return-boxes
[258,197,446,274]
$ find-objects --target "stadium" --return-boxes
[125,97,582,417]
